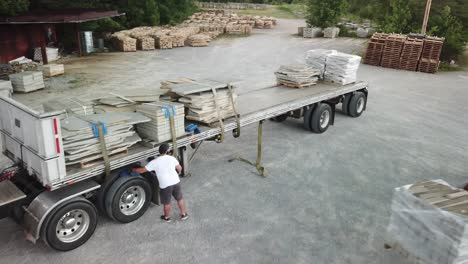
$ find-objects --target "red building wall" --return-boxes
[0,24,55,63]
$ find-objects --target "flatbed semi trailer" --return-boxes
[0,81,368,251]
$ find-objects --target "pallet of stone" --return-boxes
[421,36,444,60]
[305,49,338,77]
[323,27,340,38]
[9,71,45,93]
[381,34,406,69]
[418,58,440,74]
[43,98,94,118]
[152,34,173,49]
[399,38,424,71]
[387,180,468,264]
[61,112,150,166]
[42,64,65,77]
[170,33,186,47]
[136,102,185,143]
[111,33,137,52]
[324,52,361,85]
[303,27,322,38]
[0,80,12,97]
[187,34,211,47]
[135,36,155,51]
[275,64,320,89]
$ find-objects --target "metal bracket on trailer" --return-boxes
[23,180,100,243]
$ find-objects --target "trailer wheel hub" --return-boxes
[119,186,146,216]
[55,209,90,243]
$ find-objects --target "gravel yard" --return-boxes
[1,18,468,264]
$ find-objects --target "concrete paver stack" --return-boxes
[275,64,321,88]
[0,80,12,97]
[324,53,361,85]
[136,102,185,143]
[9,71,45,93]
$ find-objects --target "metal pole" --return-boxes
[421,0,432,34]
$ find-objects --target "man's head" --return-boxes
[159,143,170,155]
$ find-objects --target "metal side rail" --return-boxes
[49,82,368,190]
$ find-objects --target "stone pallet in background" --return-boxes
[187,34,211,47]
[153,35,173,49]
[323,27,340,38]
[387,180,468,264]
[9,71,45,93]
[111,33,137,52]
[42,64,65,77]
[380,34,406,69]
[303,27,322,38]
[136,36,155,51]
[363,33,388,66]
[399,38,424,71]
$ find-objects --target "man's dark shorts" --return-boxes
[160,183,183,205]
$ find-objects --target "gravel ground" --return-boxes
[1,19,468,264]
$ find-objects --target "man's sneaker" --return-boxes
[181,213,189,221]
[160,215,171,223]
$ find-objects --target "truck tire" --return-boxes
[105,176,152,223]
[341,94,351,115]
[310,103,332,133]
[271,113,288,122]
[303,104,316,130]
[42,198,98,251]
[348,92,366,117]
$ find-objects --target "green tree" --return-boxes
[428,6,465,60]
[306,0,347,28]
[380,0,412,33]
[0,0,30,16]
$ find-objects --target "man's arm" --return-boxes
[176,164,182,174]
[133,167,149,174]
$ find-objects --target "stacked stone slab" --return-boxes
[0,80,12,97]
[305,49,338,77]
[303,27,322,38]
[187,34,212,47]
[275,64,321,88]
[387,180,468,264]
[324,53,361,85]
[111,32,137,52]
[42,64,65,77]
[323,27,340,38]
[9,71,45,93]
[136,102,185,143]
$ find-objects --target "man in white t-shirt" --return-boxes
[133,143,188,222]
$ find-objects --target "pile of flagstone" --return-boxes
[136,102,185,143]
[275,64,321,88]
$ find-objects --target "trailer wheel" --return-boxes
[303,104,316,130]
[341,94,351,115]
[310,103,332,133]
[348,92,366,117]
[42,198,98,251]
[271,113,288,122]
[105,176,152,223]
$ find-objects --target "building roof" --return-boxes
[0,9,124,24]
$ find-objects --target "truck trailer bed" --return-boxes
[1,81,368,190]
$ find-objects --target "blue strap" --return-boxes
[91,121,108,138]
[185,123,201,134]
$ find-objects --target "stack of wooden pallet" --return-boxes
[9,71,45,93]
[164,79,237,125]
[61,112,150,167]
[275,64,321,88]
[324,53,361,85]
[42,64,65,77]
[136,102,185,143]
[381,34,406,69]
[399,37,424,71]
[387,180,468,264]
[187,34,211,47]
[419,36,444,74]
[363,33,388,66]
[305,49,338,77]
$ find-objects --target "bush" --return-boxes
[306,0,346,28]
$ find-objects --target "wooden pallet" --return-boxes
[421,36,444,60]
[418,58,439,74]
[278,80,316,89]
[381,34,406,69]
[399,38,423,71]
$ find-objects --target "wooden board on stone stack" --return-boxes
[162,79,238,125]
